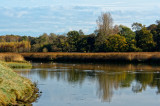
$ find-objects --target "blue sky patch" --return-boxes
[0,0,160,36]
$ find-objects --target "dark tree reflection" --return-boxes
[15,63,160,102]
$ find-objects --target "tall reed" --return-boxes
[21,52,160,63]
[0,53,25,62]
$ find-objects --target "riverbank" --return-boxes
[0,53,32,68]
[0,62,38,105]
[0,53,38,105]
[21,52,160,63]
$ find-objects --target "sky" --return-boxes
[0,0,160,36]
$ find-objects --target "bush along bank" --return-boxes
[0,62,39,105]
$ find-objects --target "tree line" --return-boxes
[0,12,160,52]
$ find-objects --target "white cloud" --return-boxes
[0,0,160,36]
[17,11,28,18]
[3,8,28,18]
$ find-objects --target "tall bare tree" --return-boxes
[95,12,113,51]
[96,12,113,37]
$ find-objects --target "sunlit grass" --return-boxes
[0,53,36,105]
[0,53,25,62]
[0,53,32,68]
[0,62,38,105]
[6,62,32,69]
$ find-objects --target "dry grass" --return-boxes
[21,52,160,63]
[0,53,32,68]
[0,53,25,62]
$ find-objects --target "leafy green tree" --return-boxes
[38,33,49,45]
[79,29,84,35]
[57,35,67,52]
[67,31,80,52]
[31,33,50,52]
[78,35,88,52]
[135,27,156,51]
[49,33,58,44]
[105,34,128,52]
[95,32,106,52]
[148,21,160,51]
[119,25,139,51]
[86,34,96,52]
[119,25,135,39]
[31,44,41,52]
[132,22,143,31]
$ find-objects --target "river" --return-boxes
[14,62,160,106]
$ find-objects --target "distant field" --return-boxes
[21,52,160,63]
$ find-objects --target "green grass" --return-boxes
[0,62,38,105]
[6,62,32,69]
[0,53,32,69]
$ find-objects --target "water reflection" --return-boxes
[15,63,160,103]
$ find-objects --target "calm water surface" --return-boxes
[15,62,160,106]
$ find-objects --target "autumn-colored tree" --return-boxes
[105,34,128,52]
[0,41,31,52]
[95,12,114,52]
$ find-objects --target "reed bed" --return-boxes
[21,52,160,63]
[0,53,25,62]
[0,53,32,68]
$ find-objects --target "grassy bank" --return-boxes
[21,52,160,63]
[0,53,32,68]
[6,62,32,69]
[0,62,38,105]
